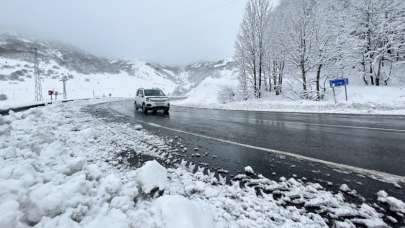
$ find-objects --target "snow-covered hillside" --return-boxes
[0,56,177,107]
[170,59,237,95]
[0,34,238,108]
[0,34,178,108]
[178,68,238,104]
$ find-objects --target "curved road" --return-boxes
[86,100,405,204]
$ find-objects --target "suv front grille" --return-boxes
[150,99,167,102]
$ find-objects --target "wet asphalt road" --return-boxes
[86,100,405,205]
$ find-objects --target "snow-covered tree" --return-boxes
[310,0,344,100]
[349,0,405,85]
[234,0,272,99]
[274,0,319,99]
[234,0,405,101]
[267,4,287,96]
[218,86,236,104]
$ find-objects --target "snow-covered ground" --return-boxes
[176,85,405,115]
[1,99,400,227]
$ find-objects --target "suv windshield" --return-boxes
[144,89,165,96]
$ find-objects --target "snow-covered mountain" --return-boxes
[0,34,237,108]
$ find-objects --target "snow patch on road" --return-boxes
[377,190,405,214]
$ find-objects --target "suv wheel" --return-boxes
[142,104,148,114]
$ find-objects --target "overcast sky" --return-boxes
[0,0,252,65]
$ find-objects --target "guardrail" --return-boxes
[0,99,76,116]
[0,97,182,116]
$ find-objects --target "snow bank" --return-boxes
[175,85,405,115]
[152,195,215,228]
[0,200,20,228]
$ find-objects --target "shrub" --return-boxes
[218,86,236,104]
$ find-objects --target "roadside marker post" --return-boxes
[344,83,348,101]
[329,78,349,104]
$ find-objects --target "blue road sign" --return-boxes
[330,78,349,88]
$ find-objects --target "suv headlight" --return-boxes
[146,98,150,102]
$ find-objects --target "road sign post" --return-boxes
[332,87,337,104]
[344,84,348,101]
[329,78,349,104]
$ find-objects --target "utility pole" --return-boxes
[60,76,68,100]
[33,48,43,102]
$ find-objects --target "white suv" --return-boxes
[134,88,170,114]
